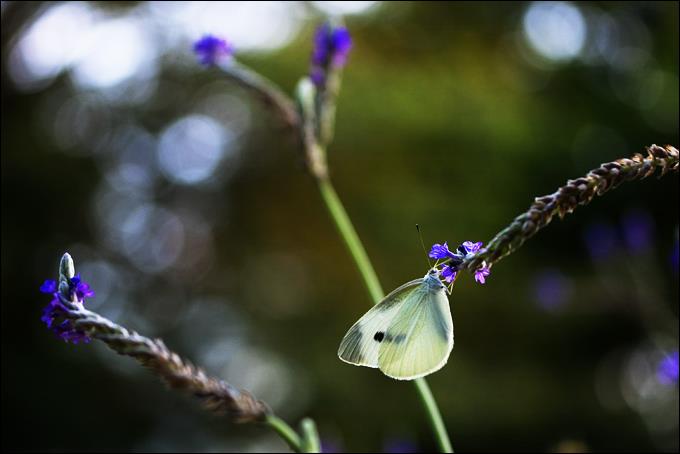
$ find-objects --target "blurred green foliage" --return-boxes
[2,2,678,452]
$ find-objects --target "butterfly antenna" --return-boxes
[416,224,433,269]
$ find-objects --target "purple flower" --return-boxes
[429,239,489,284]
[193,35,234,66]
[461,241,483,254]
[657,351,679,385]
[310,23,352,87]
[532,269,572,311]
[429,242,456,260]
[40,279,57,294]
[440,264,458,283]
[39,273,94,344]
[474,265,491,284]
[70,274,95,300]
[584,222,620,261]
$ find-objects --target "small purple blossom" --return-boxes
[474,265,491,284]
[657,351,679,385]
[440,264,458,283]
[70,274,95,300]
[39,273,95,344]
[193,35,234,66]
[429,242,456,260]
[461,241,483,254]
[310,23,352,87]
[40,279,57,294]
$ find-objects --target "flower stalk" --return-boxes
[296,31,454,452]
[46,253,314,452]
[460,144,678,272]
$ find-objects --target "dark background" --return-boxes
[2,2,678,452]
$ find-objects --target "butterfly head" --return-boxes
[424,268,445,289]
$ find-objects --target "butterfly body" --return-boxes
[338,268,454,380]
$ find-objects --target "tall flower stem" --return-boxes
[317,178,383,303]
[317,175,454,453]
[295,71,453,452]
[414,379,454,453]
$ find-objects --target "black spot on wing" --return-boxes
[374,331,385,342]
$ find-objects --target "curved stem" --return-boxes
[266,414,303,452]
[316,176,454,453]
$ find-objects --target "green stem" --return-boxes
[300,417,321,453]
[266,414,303,452]
[317,177,384,303]
[316,176,454,453]
[414,378,454,453]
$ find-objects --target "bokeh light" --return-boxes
[523,1,586,62]
[157,114,233,185]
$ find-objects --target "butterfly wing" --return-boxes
[338,279,424,368]
[377,283,453,380]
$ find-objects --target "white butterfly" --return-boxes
[338,267,453,380]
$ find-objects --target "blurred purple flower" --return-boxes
[310,23,352,87]
[39,274,95,344]
[383,438,419,453]
[532,269,573,311]
[621,209,654,254]
[657,351,679,385]
[193,35,234,66]
[584,222,620,261]
[321,439,343,453]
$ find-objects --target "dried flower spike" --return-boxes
[461,145,679,272]
[40,253,271,424]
